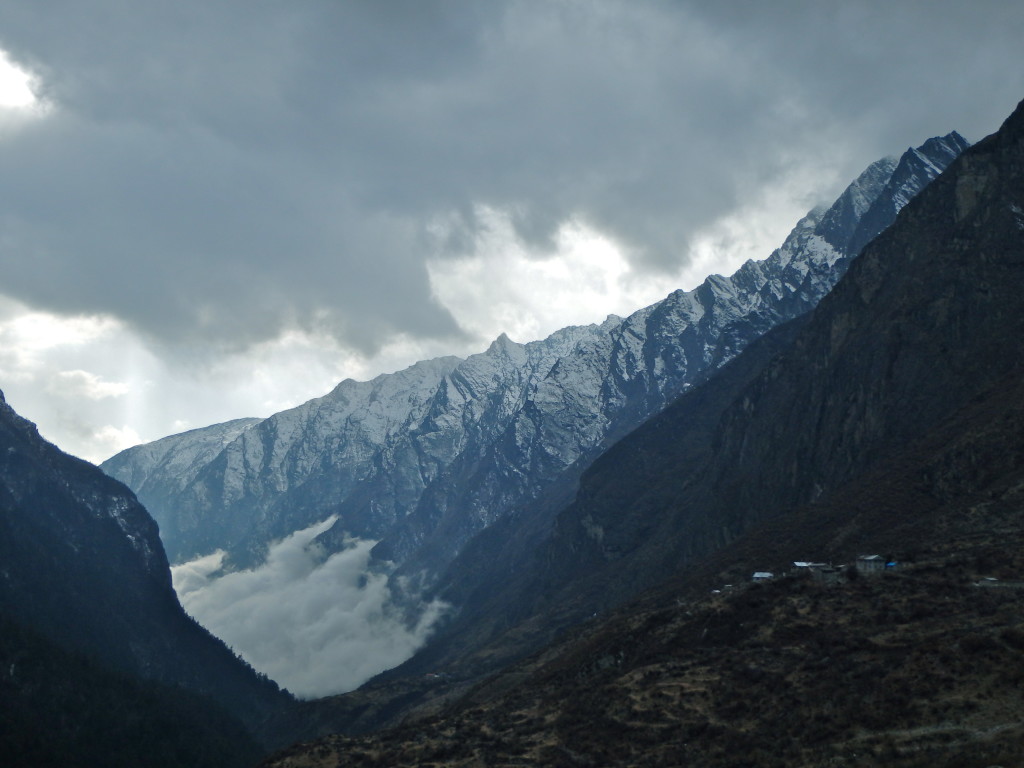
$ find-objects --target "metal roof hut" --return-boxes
[792,561,829,576]
[856,554,886,576]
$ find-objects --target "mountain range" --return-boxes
[262,96,1024,767]
[3,89,1018,767]
[409,101,1014,680]
[102,133,969,597]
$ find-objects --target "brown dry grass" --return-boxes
[263,525,1024,768]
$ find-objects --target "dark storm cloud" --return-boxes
[0,0,1021,355]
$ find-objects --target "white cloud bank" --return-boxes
[46,369,130,400]
[171,517,448,699]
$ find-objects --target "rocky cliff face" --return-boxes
[103,133,968,584]
[0,391,290,738]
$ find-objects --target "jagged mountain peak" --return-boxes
[911,130,970,164]
[101,416,264,500]
[484,331,524,359]
[797,202,829,230]
[892,131,970,198]
[815,155,899,252]
[354,354,464,391]
[845,130,969,257]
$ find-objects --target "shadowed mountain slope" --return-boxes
[460,98,1022,655]
[462,99,1023,666]
[0,613,261,768]
[0,391,293,760]
[279,99,1024,747]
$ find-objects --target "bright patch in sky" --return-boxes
[427,209,647,343]
[0,51,38,108]
[0,298,361,463]
[426,191,814,348]
[0,308,119,353]
[171,518,448,699]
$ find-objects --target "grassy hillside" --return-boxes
[262,528,1024,767]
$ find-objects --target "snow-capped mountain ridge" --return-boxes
[103,132,969,579]
[846,131,971,258]
[103,417,263,504]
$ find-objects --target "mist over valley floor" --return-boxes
[170,519,448,698]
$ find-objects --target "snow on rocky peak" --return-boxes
[101,417,264,499]
[102,131,970,581]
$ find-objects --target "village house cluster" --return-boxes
[710,555,900,594]
[725,554,1024,593]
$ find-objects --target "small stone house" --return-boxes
[810,566,843,587]
[752,571,774,582]
[856,554,886,575]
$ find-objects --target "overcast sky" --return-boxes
[0,1,1022,463]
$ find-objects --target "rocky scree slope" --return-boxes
[103,134,968,588]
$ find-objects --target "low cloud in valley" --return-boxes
[171,517,448,698]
